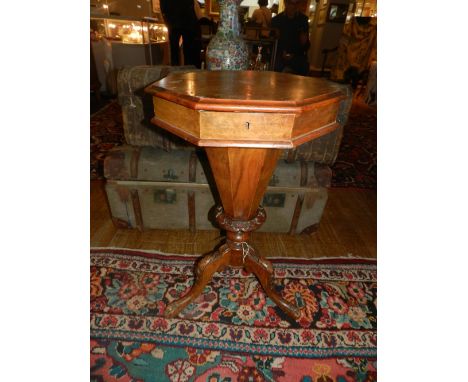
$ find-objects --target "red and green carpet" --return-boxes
[91,248,377,381]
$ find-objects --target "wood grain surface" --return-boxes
[145,71,346,113]
[147,71,348,148]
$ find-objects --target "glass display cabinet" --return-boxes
[90,17,168,44]
[90,16,169,94]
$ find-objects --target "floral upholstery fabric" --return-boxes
[330,18,377,81]
[117,65,199,150]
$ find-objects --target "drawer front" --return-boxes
[200,111,294,141]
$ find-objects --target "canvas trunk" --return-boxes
[104,145,332,234]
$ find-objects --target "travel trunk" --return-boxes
[104,145,331,234]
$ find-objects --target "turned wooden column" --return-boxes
[145,70,348,320]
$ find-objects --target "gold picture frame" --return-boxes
[317,7,328,26]
[327,3,348,23]
[152,0,160,14]
[206,0,220,16]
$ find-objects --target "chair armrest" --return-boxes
[117,65,198,149]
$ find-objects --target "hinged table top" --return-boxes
[145,71,349,148]
[145,70,346,113]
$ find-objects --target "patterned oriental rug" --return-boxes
[331,100,376,189]
[90,98,377,189]
[90,248,377,381]
[90,102,126,180]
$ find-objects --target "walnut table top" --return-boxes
[145,70,347,148]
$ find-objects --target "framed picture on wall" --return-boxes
[327,3,349,23]
[317,7,328,26]
[206,0,220,16]
[152,0,160,13]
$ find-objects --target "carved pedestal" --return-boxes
[165,147,300,319]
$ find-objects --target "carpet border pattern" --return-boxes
[91,248,377,359]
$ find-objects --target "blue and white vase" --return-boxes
[206,0,249,70]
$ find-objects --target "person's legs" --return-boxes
[290,55,309,76]
[181,27,201,68]
[168,28,182,65]
[274,57,285,73]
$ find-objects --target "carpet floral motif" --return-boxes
[90,102,125,180]
[91,248,377,381]
[91,339,377,382]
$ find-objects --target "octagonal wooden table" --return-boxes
[145,70,349,320]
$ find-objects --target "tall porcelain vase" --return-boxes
[206,0,249,70]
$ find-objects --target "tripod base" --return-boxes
[164,241,300,320]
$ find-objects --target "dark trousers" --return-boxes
[168,27,201,68]
[275,54,309,76]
